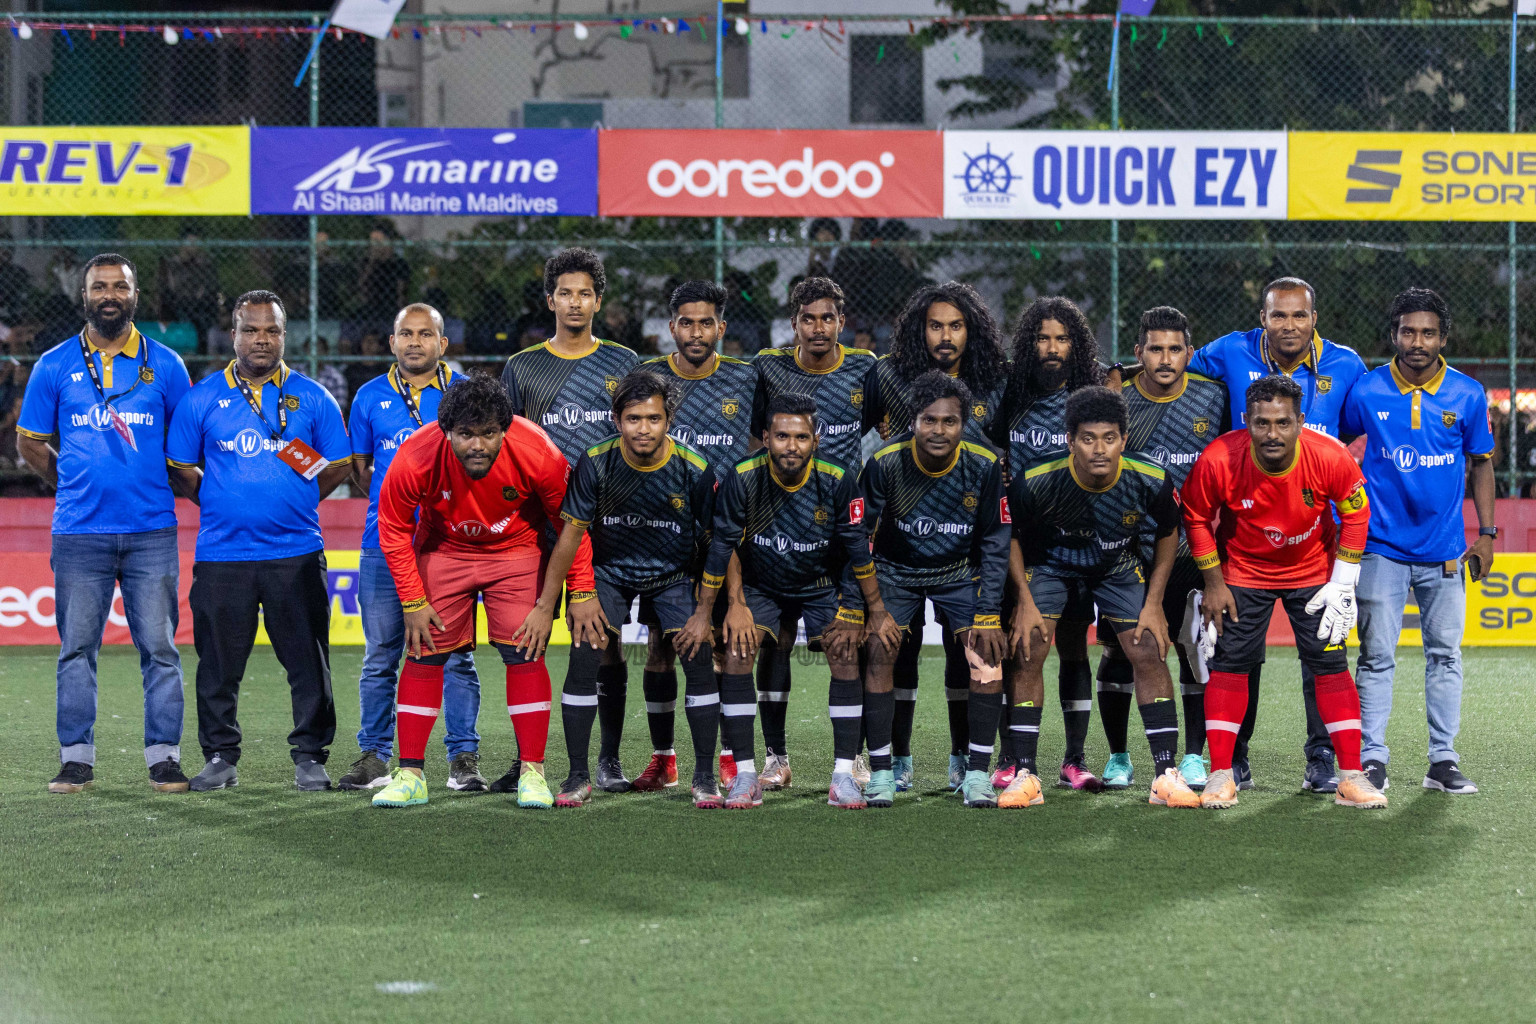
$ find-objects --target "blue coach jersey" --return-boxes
[166,361,352,562]
[16,327,191,535]
[1189,327,1367,438]
[1341,358,1495,563]
[348,363,461,549]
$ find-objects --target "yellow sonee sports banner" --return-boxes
[0,126,248,215]
[1290,131,1536,221]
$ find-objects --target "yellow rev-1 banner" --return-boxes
[1290,131,1536,221]
[0,126,249,215]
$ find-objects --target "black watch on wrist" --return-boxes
[1479,526,1499,538]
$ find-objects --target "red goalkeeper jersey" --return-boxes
[378,417,595,608]
[1181,428,1369,589]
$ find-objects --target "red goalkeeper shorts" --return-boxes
[417,550,542,653]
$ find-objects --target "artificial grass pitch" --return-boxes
[2,644,1534,1023]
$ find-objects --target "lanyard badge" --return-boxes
[78,333,147,452]
[392,363,449,428]
[234,368,330,480]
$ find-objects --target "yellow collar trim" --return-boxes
[621,436,674,473]
[224,359,291,390]
[545,338,599,361]
[772,461,814,493]
[668,352,718,380]
[794,343,845,375]
[911,442,960,478]
[1261,329,1322,374]
[1070,456,1123,493]
[1390,356,1447,396]
[391,361,450,396]
[1249,440,1300,478]
[1133,372,1188,404]
[84,324,141,359]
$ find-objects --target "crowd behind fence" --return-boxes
[3,10,1536,494]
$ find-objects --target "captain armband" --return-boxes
[567,590,597,604]
[400,596,430,613]
[1193,551,1221,571]
[701,572,726,590]
[1335,546,1364,564]
[851,562,876,581]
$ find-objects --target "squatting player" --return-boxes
[858,371,1010,809]
[692,394,899,808]
[538,371,724,809]
[1096,306,1229,792]
[369,375,602,811]
[1004,386,1199,810]
[1180,375,1386,810]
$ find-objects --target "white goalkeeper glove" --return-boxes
[1179,588,1214,684]
[1305,559,1360,646]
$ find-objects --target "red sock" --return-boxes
[1203,671,1249,772]
[507,662,552,764]
[396,661,445,764]
[1314,671,1363,771]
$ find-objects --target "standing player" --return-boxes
[638,280,757,786]
[537,371,722,808]
[340,303,484,792]
[988,297,1108,792]
[1181,375,1386,810]
[858,371,1010,809]
[1096,306,1228,792]
[501,247,639,787]
[689,394,899,808]
[860,281,1010,787]
[1004,386,1199,810]
[1187,277,1368,793]
[368,375,602,810]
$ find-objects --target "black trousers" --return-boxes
[191,552,336,765]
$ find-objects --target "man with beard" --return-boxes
[166,291,354,793]
[859,281,1010,790]
[987,297,1112,793]
[337,303,485,794]
[18,254,195,794]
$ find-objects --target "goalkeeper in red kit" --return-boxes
[370,375,605,810]
[1181,375,1386,810]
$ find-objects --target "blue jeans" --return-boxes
[357,548,480,760]
[1355,551,1466,766]
[51,528,183,767]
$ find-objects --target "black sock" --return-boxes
[864,690,895,772]
[1180,663,1206,757]
[399,757,425,770]
[1139,698,1179,777]
[1234,665,1261,763]
[1009,703,1043,774]
[562,645,601,776]
[967,691,1003,772]
[720,672,757,771]
[1096,652,1134,755]
[943,639,969,755]
[717,671,730,756]
[596,662,627,760]
[641,669,677,753]
[1059,659,1092,763]
[681,648,720,774]
[829,675,863,762]
[756,643,790,756]
[892,685,916,758]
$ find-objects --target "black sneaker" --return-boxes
[487,760,522,793]
[595,755,632,793]
[447,751,488,792]
[337,751,391,790]
[1302,752,1338,794]
[49,761,94,794]
[189,754,238,792]
[1424,760,1478,794]
[1363,759,1389,792]
[1233,757,1254,791]
[149,758,190,793]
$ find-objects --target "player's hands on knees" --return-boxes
[822,619,862,662]
[1008,605,1046,662]
[723,603,759,661]
[566,597,610,650]
[511,602,556,660]
[865,609,901,653]
[1201,582,1239,636]
[969,625,1007,667]
[1132,606,1171,660]
[404,605,443,660]
[675,610,714,661]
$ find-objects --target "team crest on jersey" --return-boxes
[669,493,686,512]
[721,397,740,419]
[972,401,987,420]
[604,375,621,395]
[1122,510,1141,527]
[502,486,519,502]
[139,366,155,384]
[813,506,830,525]
[284,395,300,411]
[849,388,864,408]
[1301,488,1315,508]
[1316,376,1333,394]
[1192,416,1210,437]
[962,491,978,510]
[1443,410,1458,427]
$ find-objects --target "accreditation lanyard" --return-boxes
[1261,332,1318,421]
[78,332,147,451]
[233,367,330,480]
[391,363,449,427]
[234,370,287,441]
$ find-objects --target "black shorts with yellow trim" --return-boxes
[1098,556,1202,650]
[879,580,983,637]
[596,578,695,638]
[740,584,839,650]
[1209,584,1348,676]
[1028,566,1145,632]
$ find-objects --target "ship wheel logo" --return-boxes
[955,143,1017,207]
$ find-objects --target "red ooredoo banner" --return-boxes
[598,130,943,218]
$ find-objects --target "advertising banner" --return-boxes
[0,126,248,215]
[943,130,1287,220]
[599,129,943,217]
[1290,131,1536,221]
[250,127,598,216]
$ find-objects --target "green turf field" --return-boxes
[2,644,1533,1023]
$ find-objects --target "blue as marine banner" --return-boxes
[250,127,597,216]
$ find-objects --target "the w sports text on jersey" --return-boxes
[863,355,1006,444]
[1009,455,1179,579]
[1181,428,1370,590]
[1341,357,1496,563]
[861,438,1009,619]
[165,361,352,562]
[375,417,595,610]
[704,453,873,599]
[560,437,716,592]
[1188,328,1366,437]
[501,339,640,465]
[642,352,757,468]
[17,326,192,535]
[750,344,876,468]
[348,362,462,549]
[991,385,1071,479]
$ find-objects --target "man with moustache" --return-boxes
[17,253,194,794]
[166,291,353,793]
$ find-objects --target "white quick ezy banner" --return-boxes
[943,130,1288,220]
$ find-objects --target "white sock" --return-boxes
[735,758,756,776]
[834,758,854,775]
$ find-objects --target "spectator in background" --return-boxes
[159,231,223,342]
[805,217,841,279]
[722,267,771,355]
[600,300,645,351]
[346,330,388,399]
[358,227,412,331]
[421,264,452,313]
[0,248,31,317]
[278,230,351,320]
[511,278,554,347]
[0,342,25,467]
